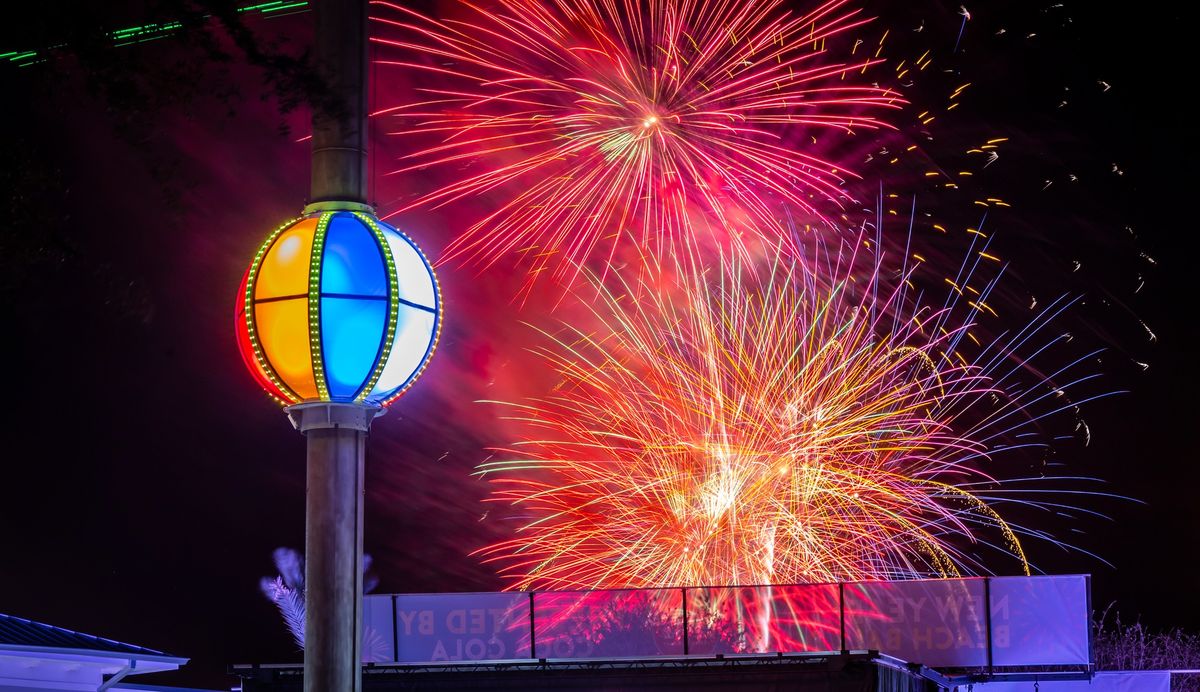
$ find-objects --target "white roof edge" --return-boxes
[0,643,188,667]
[113,685,225,692]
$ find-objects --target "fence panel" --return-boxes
[532,588,685,659]
[843,578,989,667]
[685,583,841,655]
[371,574,1092,668]
[988,574,1091,666]
[390,592,531,663]
[363,594,396,662]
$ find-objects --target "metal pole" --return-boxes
[680,587,689,656]
[295,2,373,688]
[983,577,994,676]
[309,0,370,209]
[288,403,382,692]
[528,591,537,660]
[838,581,847,654]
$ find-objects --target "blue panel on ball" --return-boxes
[321,213,387,298]
[321,296,387,400]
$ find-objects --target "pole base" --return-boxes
[286,401,384,433]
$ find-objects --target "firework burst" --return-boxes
[475,221,1106,590]
[372,0,903,284]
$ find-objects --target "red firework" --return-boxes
[372,0,904,283]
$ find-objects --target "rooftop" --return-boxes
[0,611,180,660]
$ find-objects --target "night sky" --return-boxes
[1,1,1195,688]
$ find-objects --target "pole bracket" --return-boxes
[302,200,376,216]
[286,401,384,433]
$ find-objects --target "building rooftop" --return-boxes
[0,611,179,660]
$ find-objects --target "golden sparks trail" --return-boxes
[475,228,1099,590]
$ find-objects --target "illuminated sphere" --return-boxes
[236,211,441,407]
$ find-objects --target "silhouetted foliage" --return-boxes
[1095,606,1200,691]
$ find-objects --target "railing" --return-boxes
[361,574,1092,670]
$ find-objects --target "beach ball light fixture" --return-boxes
[236,210,440,407]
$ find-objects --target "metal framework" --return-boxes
[233,652,1097,692]
[233,651,942,691]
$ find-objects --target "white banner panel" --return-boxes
[532,589,684,659]
[362,594,395,662]
[989,575,1090,666]
[844,578,989,667]
[685,584,841,655]
[962,671,1170,692]
[371,574,1092,667]
[391,592,531,663]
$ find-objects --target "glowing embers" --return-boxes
[236,211,441,406]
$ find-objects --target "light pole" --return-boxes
[235,2,441,690]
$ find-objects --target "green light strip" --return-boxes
[3,1,310,70]
[245,217,304,405]
[308,213,332,401]
[113,35,172,48]
[261,1,308,13]
[353,213,400,403]
[239,1,287,11]
[111,21,182,40]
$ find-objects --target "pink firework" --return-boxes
[372,0,904,283]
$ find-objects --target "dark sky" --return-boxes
[0,1,1195,688]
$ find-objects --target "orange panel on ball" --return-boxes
[255,217,319,300]
[254,296,318,400]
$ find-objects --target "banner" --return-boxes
[369,575,1091,668]
[686,584,841,655]
[391,592,531,663]
[363,594,395,662]
[532,588,684,659]
[965,671,1169,692]
[844,578,989,667]
[989,575,1090,666]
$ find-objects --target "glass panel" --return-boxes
[381,225,437,310]
[989,575,1090,666]
[533,589,684,659]
[321,297,387,400]
[254,297,318,399]
[843,578,988,667]
[687,584,840,654]
[321,213,387,297]
[393,592,532,663]
[362,595,396,663]
[255,218,318,300]
[369,304,437,402]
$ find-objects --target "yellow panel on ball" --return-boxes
[255,217,319,300]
